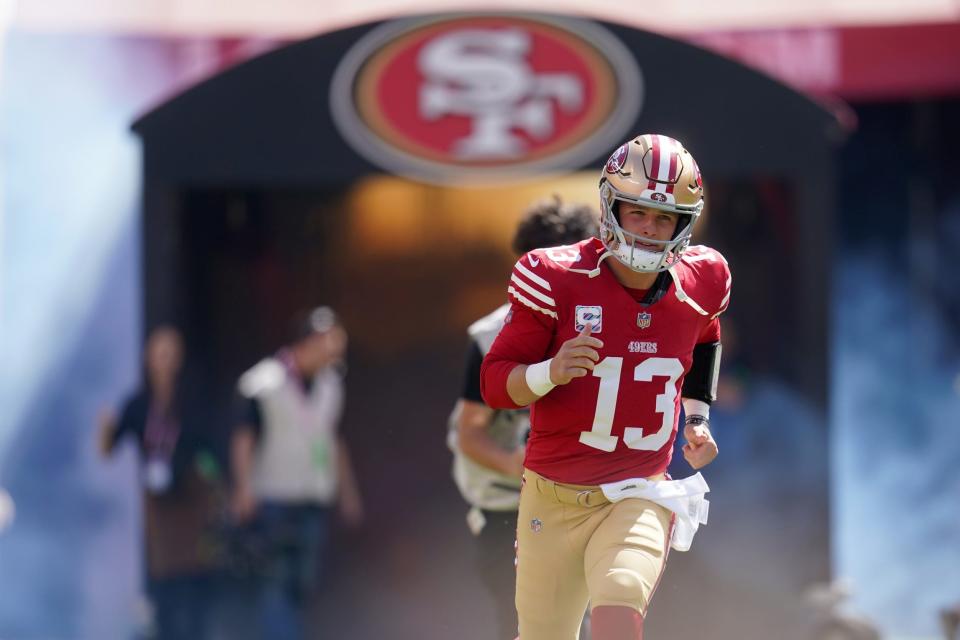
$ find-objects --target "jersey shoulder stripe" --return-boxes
[509,251,559,319]
[510,273,556,307]
[515,261,551,290]
[506,239,606,319]
[508,285,558,319]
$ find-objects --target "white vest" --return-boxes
[447,304,529,511]
[238,358,342,504]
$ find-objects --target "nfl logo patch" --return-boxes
[530,518,543,533]
[637,312,652,329]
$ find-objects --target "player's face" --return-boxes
[617,203,679,247]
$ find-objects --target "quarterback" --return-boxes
[481,134,731,640]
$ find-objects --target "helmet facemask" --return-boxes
[599,182,701,273]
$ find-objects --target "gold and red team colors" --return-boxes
[480,236,731,486]
[481,132,730,640]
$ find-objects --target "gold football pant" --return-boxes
[515,468,673,640]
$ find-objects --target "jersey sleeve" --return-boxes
[507,251,560,321]
[242,396,264,440]
[698,316,721,343]
[683,246,732,319]
[714,257,732,319]
[481,251,563,408]
[683,248,727,402]
[480,302,556,409]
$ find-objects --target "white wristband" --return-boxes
[681,398,710,419]
[525,359,557,397]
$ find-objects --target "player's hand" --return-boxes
[682,422,718,469]
[549,323,603,385]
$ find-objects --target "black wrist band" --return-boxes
[684,414,710,427]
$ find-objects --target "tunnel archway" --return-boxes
[133,13,842,639]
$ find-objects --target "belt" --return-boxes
[530,470,610,507]
[529,469,669,508]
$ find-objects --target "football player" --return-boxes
[481,134,730,640]
[447,196,599,640]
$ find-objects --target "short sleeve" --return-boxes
[480,303,556,409]
[110,393,145,452]
[236,396,264,440]
[507,252,560,322]
[697,316,722,343]
[683,246,732,319]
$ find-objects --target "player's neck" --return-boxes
[606,258,660,290]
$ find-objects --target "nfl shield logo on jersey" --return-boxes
[575,305,603,333]
[637,311,652,329]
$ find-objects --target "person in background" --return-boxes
[447,196,599,640]
[99,325,223,640]
[230,306,363,640]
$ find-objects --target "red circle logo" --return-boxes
[331,15,643,183]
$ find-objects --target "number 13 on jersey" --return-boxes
[579,357,684,453]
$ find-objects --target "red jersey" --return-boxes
[481,237,731,485]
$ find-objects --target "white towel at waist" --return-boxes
[600,473,710,552]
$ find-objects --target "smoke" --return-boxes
[832,242,960,636]
[0,33,164,639]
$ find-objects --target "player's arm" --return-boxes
[482,310,603,408]
[481,300,551,409]
[680,322,723,469]
[483,252,603,407]
[680,396,718,469]
[503,322,603,405]
[501,366,544,409]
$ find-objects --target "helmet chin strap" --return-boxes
[568,244,665,278]
[568,250,613,278]
[570,246,709,315]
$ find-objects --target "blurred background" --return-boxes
[1,1,958,639]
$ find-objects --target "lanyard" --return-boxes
[276,351,335,472]
[144,401,181,460]
[277,349,321,430]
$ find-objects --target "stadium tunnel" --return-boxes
[132,12,844,639]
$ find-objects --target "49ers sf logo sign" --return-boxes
[330,14,643,184]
